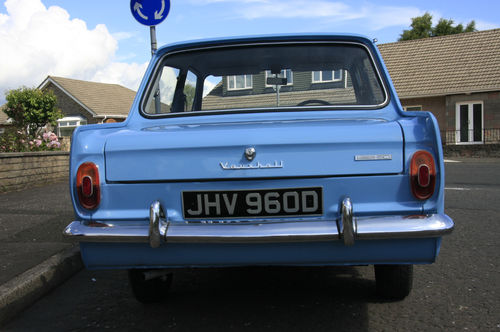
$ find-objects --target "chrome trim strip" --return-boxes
[355,214,454,239]
[355,154,392,161]
[63,222,149,243]
[64,213,454,245]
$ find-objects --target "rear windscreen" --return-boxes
[143,43,387,115]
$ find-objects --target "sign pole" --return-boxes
[130,0,171,56]
[150,26,158,56]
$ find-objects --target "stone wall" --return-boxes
[0,152,69,192]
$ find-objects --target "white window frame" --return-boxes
[312,70,343,83]
[227,75,253,91]
[57,116,87,137]
[403,105,422,111]
[455,101,484,145]
[265,69,293,87]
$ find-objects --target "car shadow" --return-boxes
[143,266,375,331]
[5,266,380,331]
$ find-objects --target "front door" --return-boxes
[456,102,483,143]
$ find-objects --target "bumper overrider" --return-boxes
[64,198,454,247]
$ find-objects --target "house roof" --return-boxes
[39,76,137,118]
[378,28,500,99]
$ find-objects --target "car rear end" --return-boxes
[64,34,453,300]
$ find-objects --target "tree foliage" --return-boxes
[183,83,196,111]
[399,12,476,41]
[4,87,62,137]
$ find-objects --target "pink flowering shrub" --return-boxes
[0,129,61,152]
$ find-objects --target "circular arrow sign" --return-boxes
[130,0,170,26]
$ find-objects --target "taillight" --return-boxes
[76,162,100,209]
[410,150,436,200]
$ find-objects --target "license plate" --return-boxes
[182,187,323,219]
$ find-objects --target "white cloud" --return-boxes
[112,31,136,41]
[239,1,357,20]
[475,20,499,30]
[188,0,423,31]
[91,62,148,92]
[361,5,424,30]
[0,0,147,103]
[203,78,218,97]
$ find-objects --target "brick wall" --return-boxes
[0,152,69,192]
[446,92,500,131]
[45,82,99,124]
[400,96,447,130]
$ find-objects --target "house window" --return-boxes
[403,105,422,111]
[227,75,252,90]
[57,116,87,137]
[455,102,483,144]
[265,69,293,87]
[312,70,343,83]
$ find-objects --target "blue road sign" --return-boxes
[130,0,170,26]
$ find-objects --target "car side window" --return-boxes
[144,66,179,114]
[144,67,198,114]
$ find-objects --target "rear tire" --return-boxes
[128,269,173,303]
[374,264,413,300]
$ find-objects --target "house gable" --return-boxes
[39,76,136,121]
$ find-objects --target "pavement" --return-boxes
[0,180,83,326]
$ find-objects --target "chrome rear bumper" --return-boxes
[64,199,454,248]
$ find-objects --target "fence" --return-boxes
[440,128,500,145]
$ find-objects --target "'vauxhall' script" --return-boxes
[220,161,284,170]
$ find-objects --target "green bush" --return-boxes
[1,87,63,152]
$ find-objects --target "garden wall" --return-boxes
[0,151,69,192]
[443,144,500,158]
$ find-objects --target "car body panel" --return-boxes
[65,34,453,270]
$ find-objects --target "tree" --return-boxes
[399,13,476,41]
[183,83,196,111]
[4,87,62,137]
[399,12,433,41]
[0,87,63,152]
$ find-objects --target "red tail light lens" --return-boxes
[77,162,100,209]
[410,151,436,200]
[82,176,93,197]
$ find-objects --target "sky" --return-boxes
[0,0,499,104]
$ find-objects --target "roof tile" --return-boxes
[44,76,137,117]
[378,29,500,98]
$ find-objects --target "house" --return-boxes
[378,29,500,145]
[203,69,358,110]
[0,105,10,135]
[39,76,136,137]
[1,76,136,138]
[203,29,500,145]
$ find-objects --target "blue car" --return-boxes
[64,34,454,302]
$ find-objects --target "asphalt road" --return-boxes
[0,182,74,285]
[3,158,500,331]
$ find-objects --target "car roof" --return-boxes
[155,33,374,56]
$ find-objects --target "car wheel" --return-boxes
[128,269,173,303]
[374,264,413,300]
